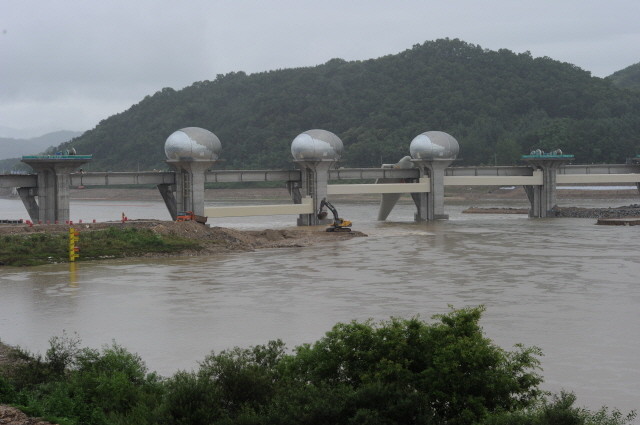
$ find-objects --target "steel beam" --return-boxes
[204,170,301,183]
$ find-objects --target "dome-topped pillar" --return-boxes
[408,131,459,221]
[167,160,215,217]
[290,129,343,226]
[162,127,221,219]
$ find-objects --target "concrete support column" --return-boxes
[294,160,334,226]
[286,180,302,204]
[17,187,39,221]
[157,183,178,220]
[165,160,215,217]
[20,157,91,223]
[411,159,453,221]
[522,157,571,218]
[377,156,414,221]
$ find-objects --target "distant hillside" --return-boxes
[60,38,640,171]
[0,130,84,160]
[608,62,640,92]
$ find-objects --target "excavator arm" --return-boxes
[317,198,352,232]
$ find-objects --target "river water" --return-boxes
[0,195,639,416]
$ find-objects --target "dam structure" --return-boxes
[1,127,639,224]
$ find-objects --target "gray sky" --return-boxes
[1,0,639,137]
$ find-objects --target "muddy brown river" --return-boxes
[1,196,639,417]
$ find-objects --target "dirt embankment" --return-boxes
[551,204,640,219]
[0,219,366,257]
[0,405,54,425]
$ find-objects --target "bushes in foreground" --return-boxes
[0,307,636,425]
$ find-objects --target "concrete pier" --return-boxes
[522,155,574,218]
[294,160,334,226]
[165,160,215,219]
[19,155,92,222]
[290,129,343,226]
[407,131,460,221]
[162,127,221,220]
[411,159,454,221]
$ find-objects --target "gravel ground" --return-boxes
[0,405,53,425]
[551,204,640,218]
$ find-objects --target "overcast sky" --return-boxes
[1,0,639,138]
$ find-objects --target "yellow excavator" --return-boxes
[317,198,352,232]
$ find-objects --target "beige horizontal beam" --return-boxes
[556,174,640,184]
[327,178,430,194]
[205,197,313,218]
[444,171,543,186]
[0,174,37,188]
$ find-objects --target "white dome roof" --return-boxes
[165,127,222,161]
[291,129,343,161]
[409,131,459,160]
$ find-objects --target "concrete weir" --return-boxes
[3,127,640,225]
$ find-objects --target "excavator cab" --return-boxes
[317,198,352,232]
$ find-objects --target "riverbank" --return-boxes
[0,220,366,267]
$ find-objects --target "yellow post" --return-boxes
[68,227,80,262]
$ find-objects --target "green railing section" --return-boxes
[521,154,575,159]
[22,155,93,160]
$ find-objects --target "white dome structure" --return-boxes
[165,127,222,161]
[291,129,343,161]
[409,131,459,160]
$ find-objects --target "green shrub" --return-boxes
[481,391,637,425]
[162,370,222,425]
[0,375,16,403]
[2,308,635,425]
[278,306,543,425]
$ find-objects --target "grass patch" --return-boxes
[0,227,202,267]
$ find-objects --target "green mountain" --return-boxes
[608,62,640,92]
[61,38,640,171]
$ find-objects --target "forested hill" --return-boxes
[61,38,640,171]
[608,62,640,92]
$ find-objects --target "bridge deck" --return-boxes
[2,164,639,190]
